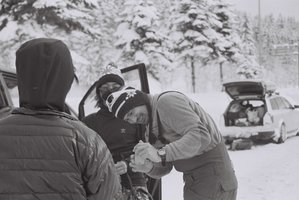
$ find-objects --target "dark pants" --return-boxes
[181,143,238,200]
[184,178,237,200]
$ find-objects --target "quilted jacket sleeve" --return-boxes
[72,121,122,200]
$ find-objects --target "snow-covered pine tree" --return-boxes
[79,0,124,84]
[256,14,299,63]
[166,0,216,92]
[114,0,173,80]
[0,0,118,85]
[209,0,246,82]
[236,13,263,79]
[284,17,299,43]
[258,14,276,57]
[248,13,299,87]
[167,0,243,91]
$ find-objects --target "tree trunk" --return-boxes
[219,62,224,84]
[191,56,196,93]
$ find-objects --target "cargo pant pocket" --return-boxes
[214,163,238,192]
[184,171,219,200]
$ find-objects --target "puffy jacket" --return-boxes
[0,38,121,199]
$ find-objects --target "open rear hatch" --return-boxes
[223,80,276,100]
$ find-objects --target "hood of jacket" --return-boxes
[15,38,74,111]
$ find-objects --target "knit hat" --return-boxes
[95,63,125,108]
[106,86,149,119]
[96,62,124,89]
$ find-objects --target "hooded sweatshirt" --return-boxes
[15,38,74,111]
[0,38,121,200]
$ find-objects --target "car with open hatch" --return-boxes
[219,79,299,144]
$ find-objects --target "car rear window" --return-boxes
[275,97,288,109]
[280,97,292,109]
[270,98,279,110]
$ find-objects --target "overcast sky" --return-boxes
[226,0,299,20]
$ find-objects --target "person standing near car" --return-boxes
[82,64,152,200]
[106,87,238,200]
[0,38,121,200]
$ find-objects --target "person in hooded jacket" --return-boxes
[82,65,152,200]
[0,38,121,200]
[105,87,238,200]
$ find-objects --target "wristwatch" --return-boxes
[157,147,166,166]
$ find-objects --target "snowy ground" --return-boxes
[162,136,299,200]
[67,85,299,200]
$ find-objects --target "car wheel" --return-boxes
[277,124,287,144]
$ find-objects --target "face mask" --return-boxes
[101,87,121,100]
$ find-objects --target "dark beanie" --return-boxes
[95,63,125,106]
[106,86,149,119]
[96,74,124,89]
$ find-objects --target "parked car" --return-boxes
[219,80,299,144]
[0,67,18,119]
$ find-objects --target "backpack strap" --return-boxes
[156,110,167,144]
[137,124,146,142]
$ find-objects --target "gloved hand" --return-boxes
[115,161,128,175]
[133,140,161,163]
[129,154,153,174]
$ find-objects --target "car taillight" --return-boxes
[263,112,273,124]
